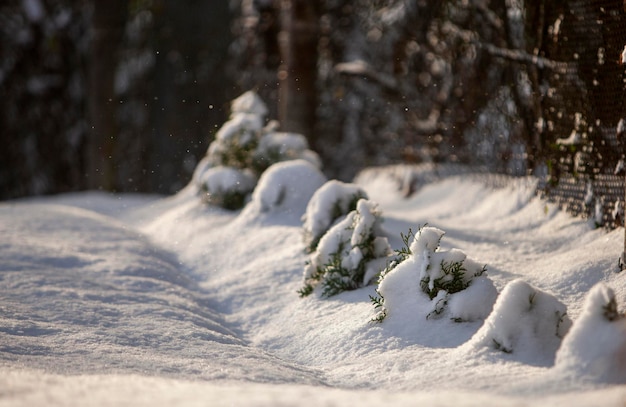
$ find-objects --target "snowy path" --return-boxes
[0,202,324,385]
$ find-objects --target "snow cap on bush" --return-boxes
[207,112,264,169]
[466,279,571,363]
[242,159,326,221]
[198,166,257,210]
[230,90,269,117]
[300,198,391,298]
[301,180,368,253]
[252,131,321,174]
[372,225,496,323]
[555,283,626,383]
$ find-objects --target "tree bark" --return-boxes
[87,0,126,190]
[278,0,320,143]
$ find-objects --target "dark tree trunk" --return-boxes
[87,0,127,190]
[278,0,320,143]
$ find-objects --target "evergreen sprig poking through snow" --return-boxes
[299,199,392,298]
[192,91,320,210]
[371,225,497,323]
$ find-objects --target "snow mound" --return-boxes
[555,283,626,383]
[465,279,571,364]
[301,180,368,252]
[374,226,496,323]
[240,159,327,223]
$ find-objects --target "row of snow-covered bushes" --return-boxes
[296,175,626,381]
[190,92,626,381]
[296,177,626,376]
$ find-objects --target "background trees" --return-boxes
[1,0,625,227]
[0,0,233,198]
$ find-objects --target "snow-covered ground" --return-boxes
[2,165,626,406]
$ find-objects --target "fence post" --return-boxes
[620,118,626,270]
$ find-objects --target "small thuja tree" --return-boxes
[555,283,626,381]
[301,180,368,253]
[371,225,497,323]
[468,279,571,361]
[196,166,257,210]
[299,199,392,298]
[193,91,320,210]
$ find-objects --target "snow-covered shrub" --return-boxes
[193,91,320,210]
[197,166,257,210]
[371,225,496,323]
[206,112,264,170]
[299,199,392,298]
[301,180,368,253]
[252,130,321,174]
[555,283,626,383]
[467,279,571,361]
[242,159,326,221]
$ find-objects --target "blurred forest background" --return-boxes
[1,0,626,226]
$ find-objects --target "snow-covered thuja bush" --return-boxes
[193,91,321,209]
[196,166,257,210]
[555,283,626,383]
[241,159,327,222]
[301,180,368,253]
[467,279,571,361]
[299,199,392,298]
[371,226,497,323]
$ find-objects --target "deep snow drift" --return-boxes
[1,164,626,406]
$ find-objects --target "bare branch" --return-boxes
[476,42,570,73]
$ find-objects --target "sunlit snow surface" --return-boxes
[2,167,626,406]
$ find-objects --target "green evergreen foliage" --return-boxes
[200,184,249,211]
[492,338,513,354]
[215,136,259,170]
[369,290,387,323]
[395,228,416,263]
[421,260,486,301]
[195,92,319,210]
[319,248,360,298]
[426,293,449,320]
[370,225,489,323]
[603,296,623,322]
[304,189,368,254]
[300,199,391,298]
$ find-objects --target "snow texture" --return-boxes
[465,279,572,364]
[230,90,269,117]
[2,165,626,406]
[302,180,368,251]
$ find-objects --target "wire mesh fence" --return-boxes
[528,0,626,230]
